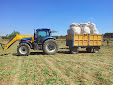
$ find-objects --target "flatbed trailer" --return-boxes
[66,34,103,54]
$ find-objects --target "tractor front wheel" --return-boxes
[43,39,58,55]
[17,43,30,56]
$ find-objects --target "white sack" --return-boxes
[93,28,99,34]
[70,23,78,28]
[89,23,96,28]
[67,29,70,35]
[83,27,90,34]
[70,23,81,34]
[89,23,99,34]
[70,27,81,34]
[79,23,90,34]
[69,22,99,35]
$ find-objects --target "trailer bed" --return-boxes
[66,34,103,47]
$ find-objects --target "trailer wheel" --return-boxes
[86,48,92,53]
[17,43,30,56]
[93,47,99,53]
[43,39,58,55]
[70,47,78,54]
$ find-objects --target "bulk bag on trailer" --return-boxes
[70,23,81,34]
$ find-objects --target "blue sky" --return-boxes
[0,0,113,36]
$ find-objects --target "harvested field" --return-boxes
[0,40,113,85]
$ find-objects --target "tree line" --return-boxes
[52,36,66,39]
[103,33,113,38]
[1,31,20,39]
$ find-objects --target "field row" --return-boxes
[0,42,113,85]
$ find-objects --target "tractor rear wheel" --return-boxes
[43,39,58,55]
[17,43,30,56]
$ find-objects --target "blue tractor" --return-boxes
[16,28,58,56]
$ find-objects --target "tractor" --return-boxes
[2,28,58,56]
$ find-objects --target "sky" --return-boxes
[0,0,113,36]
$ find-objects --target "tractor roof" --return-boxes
[36,28,51,31]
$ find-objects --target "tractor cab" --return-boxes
[31,28,58,54]
[34,28,55,44]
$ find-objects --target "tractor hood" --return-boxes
[19,37,32,44]
[22,37,32,40]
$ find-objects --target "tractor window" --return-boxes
[37,31,49,44]
[38,31,47,37]
[46,31,49,36]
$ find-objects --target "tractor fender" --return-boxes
[42,37,56,49]
[43,37,56,44]
[44,37,56,41]
[19,39,33,48]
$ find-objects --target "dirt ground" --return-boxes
[0,41,113,85]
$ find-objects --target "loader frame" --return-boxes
[3,34,34,50]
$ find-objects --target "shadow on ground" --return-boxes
[57,51,70,54]
[58,51,92,54]
[12,52,44,56]
[0,53,11,56]
[30,52,44,55]
[10,51,92,56]
[59,48,69,49]
[79,51,93,53]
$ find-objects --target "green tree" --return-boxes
[2,31,20,39]
[8,31,20,39]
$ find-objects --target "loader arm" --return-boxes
[3,34,34,50]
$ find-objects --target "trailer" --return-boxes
[66,34,103,54]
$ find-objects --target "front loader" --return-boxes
[1,28,58,56]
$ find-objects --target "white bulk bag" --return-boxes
[79,23,84,34]
[79,23,90,34]
[90,23,96,28]
[83,27,90,34]
[70,23,78,28]
[89,23,99,34]
[70,26,81,34]
[93,28,99,34]
[67,29,70,35]
[70,23,81,34]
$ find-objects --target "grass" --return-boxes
[103,38,113,41]
[0,40,113,85]
[0,37,2,41]
[0,37,9,42]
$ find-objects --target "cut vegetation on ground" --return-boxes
[0,40,113,85]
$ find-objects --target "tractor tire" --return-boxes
[43,39,58,55]
[70,47,78,54]
[17,43,30,56]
